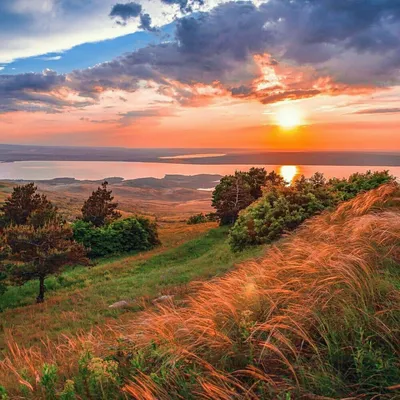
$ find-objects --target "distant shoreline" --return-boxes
[0,144,400,166]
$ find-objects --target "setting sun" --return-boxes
[276,106,303,129]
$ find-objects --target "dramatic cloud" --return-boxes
[109,2,142,25]
[0,0,223,63]
[0,69,92,114]
[83,0,400,91]
[2,0,400,116]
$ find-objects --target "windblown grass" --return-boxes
[1,185,400,398]
[120,184,400,399]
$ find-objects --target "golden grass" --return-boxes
[1,184,400,398]
[119,184,400,398]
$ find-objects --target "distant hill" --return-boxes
[1,144,400,165]
[4,174,222,190]
[122,174,222,189]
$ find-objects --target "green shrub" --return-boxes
[229,175,337,251]
[40,363,58,399]
[0,386,8,400]
[73,216,160,258]
[187,213,208,225]
[330,170,394,200]
[74,351,121,399]
[187,213,219,225]
[229,171,394,251]
[59,380,76,400]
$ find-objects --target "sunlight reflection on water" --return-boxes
[279,165,299,184]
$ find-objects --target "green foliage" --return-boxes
[0,269,7,296]
[73,351,121,399]
[40,364,58,400]
[1,221,89,303]
[0,386,8,400]
[73,216,160,258]
[59,380,76,400]
[187,213,208,225]
[81,181,121,227]
[229,171,394,251]
[0,182,58,228]
[212,168,283,226]
[187,212,218,225]
[212,173,253,225]
[330,170,394,200]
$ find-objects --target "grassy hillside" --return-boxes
[0,223,263,355]
[1,185,399,399]
[1,185,400,399]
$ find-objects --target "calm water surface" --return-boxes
[1,161,399,183]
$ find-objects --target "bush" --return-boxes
[230,171,394,251]
[73,216,160,258]
[212,168,283,225]
[187,213,208,225]
[330,170,394,200]
[230,175,338,251]
[186,213,218,225]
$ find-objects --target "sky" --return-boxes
[0,0,400,150]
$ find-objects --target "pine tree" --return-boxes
[1,221,89,303]
[81,182,121,227]
[1,182,57,228]
[212,173,254,225]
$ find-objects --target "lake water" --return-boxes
[1,161,400,184]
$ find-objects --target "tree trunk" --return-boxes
[37,276,45,303]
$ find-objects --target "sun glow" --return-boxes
[279,165,299,184]
[276,106,303,129]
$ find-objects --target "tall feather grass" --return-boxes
[120,183,400,399]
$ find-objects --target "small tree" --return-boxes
[81,182,121,227]
[212,173,254,225]
[0,182,57,228]
[246,168,268,198]
[212,169,284,225]
[265,170,286,187]
[1,221,89,303]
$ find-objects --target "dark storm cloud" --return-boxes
[109,2,142,25]
[3,0,400,114]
